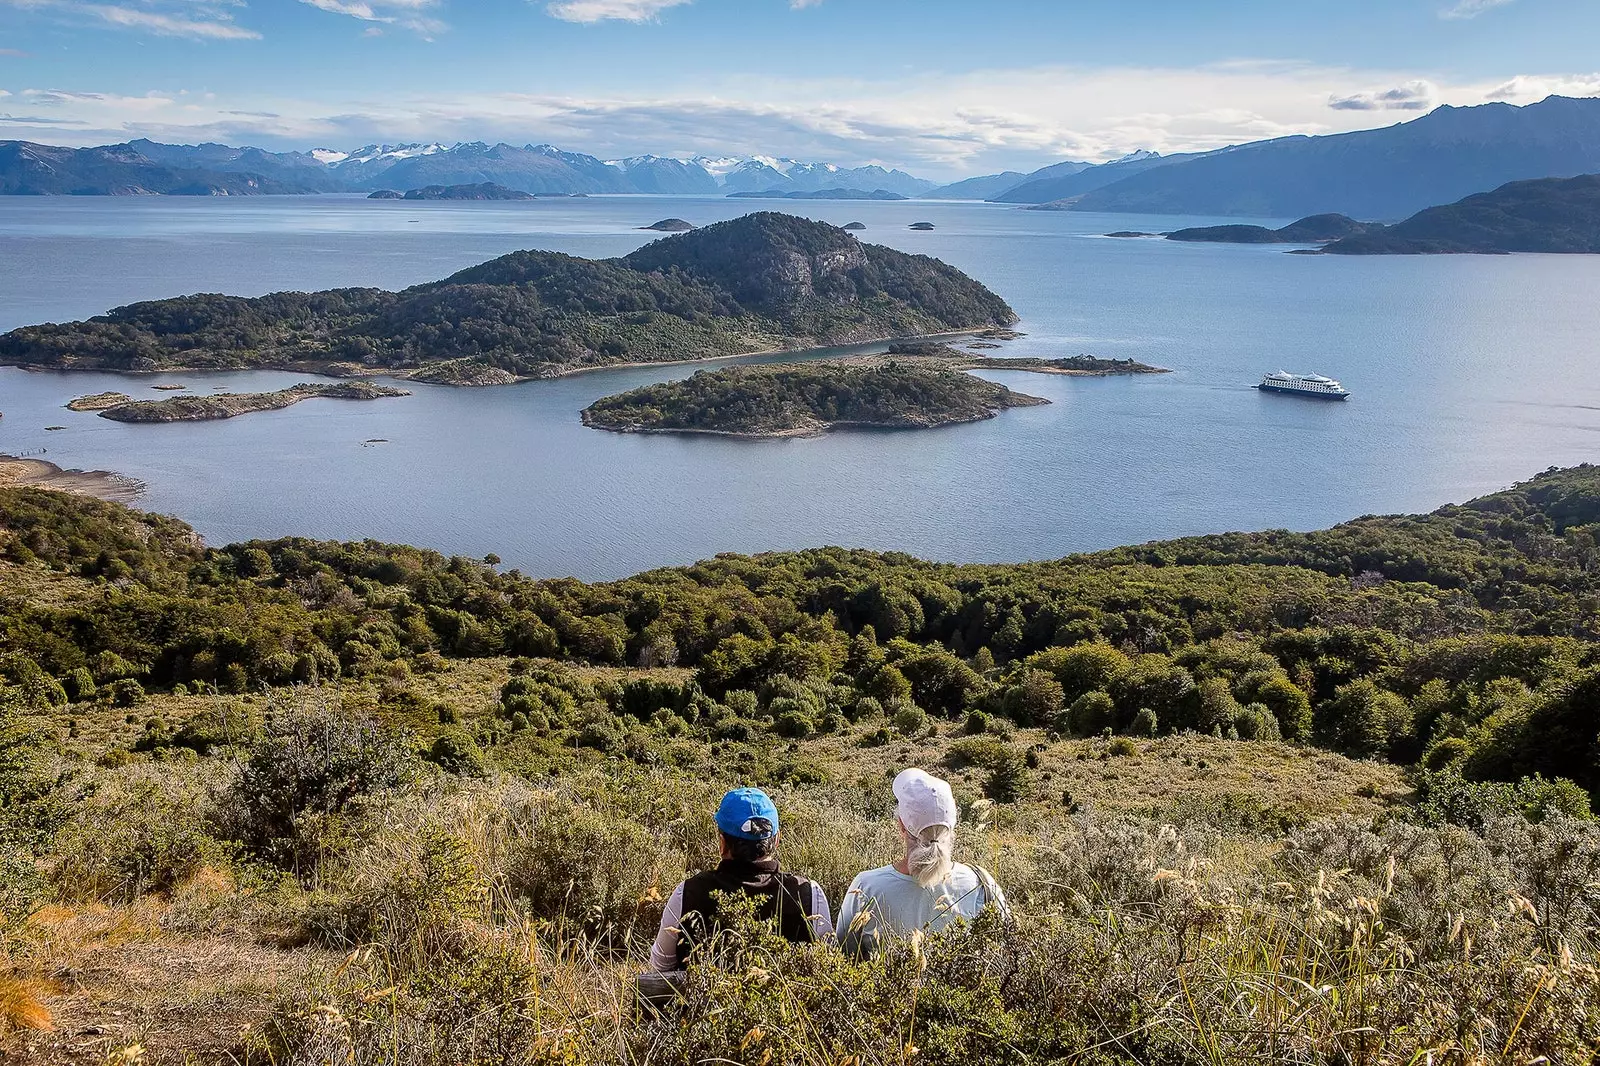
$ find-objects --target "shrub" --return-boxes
[850,696,883,721]
[105,678,146,707]
[1063,690,1114,737]
[773,710,815,739]
[890,701,927,737]
[962,710,990,736]
[1001,669,1064,726]
[984,749,1030,803]
[1107,737,1139,758]
[219,706,415,870]
[1130,708,1160,737]
[51,767,234,902]
[426,730,489,777]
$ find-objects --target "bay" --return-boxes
[1,193,1597,580]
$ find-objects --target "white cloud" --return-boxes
[0,0,261,40]
[6,62,1598,178]
[1328,79,1437,111]
[1440,0,1514,19]
[545,0,691,22]
[91,5,260,39]
[299,0,445,36]
[1487,73,1600,100]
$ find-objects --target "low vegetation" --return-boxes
[1,464,1600,1061]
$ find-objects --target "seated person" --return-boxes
[837,768,1010,958]
[648,787,833,972]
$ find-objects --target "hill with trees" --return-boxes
[1322,173,1600,254]
[581,361,1048,436]
[0,213,1017,382]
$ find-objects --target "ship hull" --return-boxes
[1257,382,1349,400]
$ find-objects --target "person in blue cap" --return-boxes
[647,787,833,972]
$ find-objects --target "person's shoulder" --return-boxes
[848,865,904,893]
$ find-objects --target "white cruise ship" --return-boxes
[1258,371,1350,400]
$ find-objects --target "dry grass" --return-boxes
[8,899,337,1065]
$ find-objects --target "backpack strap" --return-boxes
[774,872,818,943]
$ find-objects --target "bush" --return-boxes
[890,701,927,737]
[962,710,990,736]
[427,730,489,777]
[1107,737,1139,758]
[984,749,1030,803]
[1001,669,1064,726]
[105,678,146,707]
[773,710,815,739]
[1130,708,1160,737]
[219,707,415,870]
[1413,770,1592,830]
[1062,691,1114,737]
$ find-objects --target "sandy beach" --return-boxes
[0,455,145,502]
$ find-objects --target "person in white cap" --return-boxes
[836,768,1010,958]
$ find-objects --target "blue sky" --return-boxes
[1,0,1596,176]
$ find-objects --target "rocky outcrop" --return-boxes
[98,381,409,423]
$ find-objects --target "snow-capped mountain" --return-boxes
[0,136,942,197]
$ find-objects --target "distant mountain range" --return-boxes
[4,95,1599,216]
[0,138,938,198]
[1063,96,1600,219]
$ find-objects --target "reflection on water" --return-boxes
[0,195,1597,579]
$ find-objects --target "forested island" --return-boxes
[0,213,1016,383]
[727,188,908,201]
[368,183,535,201]
[1158,175,1600,255]
[2,466,1600,1060]
[1165,213,1381,244]
[581,361,1049,437]
[94,381,409,423]
[1322,173,1600,254]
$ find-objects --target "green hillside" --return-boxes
[2,467,1599,1061]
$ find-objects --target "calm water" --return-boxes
[1,194,1597,579]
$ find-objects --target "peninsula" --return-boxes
[1321,173,1600,254]
[581,361,1048,438]
[882,341,1169,376]
[0,213,1017,384]
[1164,213,1381,245]
[96,381,409,423]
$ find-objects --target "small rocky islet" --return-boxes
[95,381,410,423]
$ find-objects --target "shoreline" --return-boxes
[0,455,145,502]
[0,329,996,387]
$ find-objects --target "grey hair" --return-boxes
[906,824,955,888]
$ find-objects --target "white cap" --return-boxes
[893,768,957,836]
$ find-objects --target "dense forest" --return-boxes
[0,214,1017,382]
[581,361,1048,436]
[3,469,1600,1061]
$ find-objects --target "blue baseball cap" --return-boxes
[715,787,779,841]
